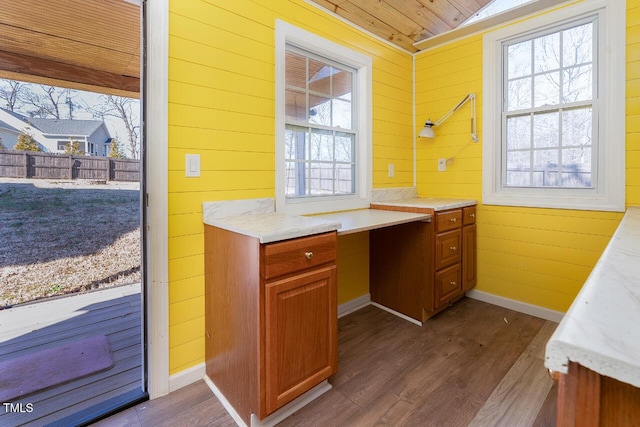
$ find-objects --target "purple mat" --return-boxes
[0,335,114,402]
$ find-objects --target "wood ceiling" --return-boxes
[310,0,493,52]
[0,0,140,97]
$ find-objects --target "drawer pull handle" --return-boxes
[470,213,475,218]
[450,246,457,251]
[450,217,457,223]
[305,251,314,260]
[449,281,457,286]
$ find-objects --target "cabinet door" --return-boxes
[435,229,462,270]
[434,264,462,308]
[264,266,337,414]
[463,224,477,291]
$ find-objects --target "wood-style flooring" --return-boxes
[94,298,558,427]
[0,283,143,426]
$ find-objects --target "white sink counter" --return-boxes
[315,209,430,235]
[370,187,477,211]
[545,207,640,387]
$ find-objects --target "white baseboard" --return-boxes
[337,293,371,318]
[169,362,205,393]
[204,375,332,427]
[370,302,422,326]
[465,289,564,323]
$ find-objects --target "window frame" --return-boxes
[275,20,372,215]
[482,0,625,212]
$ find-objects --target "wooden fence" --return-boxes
[0,151,140,182]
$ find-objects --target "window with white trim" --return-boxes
[276,20,372,215]
[482,1,625,212]
[284,46,356,198]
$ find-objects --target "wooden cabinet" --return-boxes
[555,362,640,426]
[370,203,477,322]
[205,226,337,425]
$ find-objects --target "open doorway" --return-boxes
[0,1,147,425]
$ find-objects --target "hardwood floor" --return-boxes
[0,283,143,426]
[94,298,558,427]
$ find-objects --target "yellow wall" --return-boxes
[415,2,639,313]
[167,0,413,374]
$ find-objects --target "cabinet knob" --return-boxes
[450,246,457,251]
[450,217,457,223]
[470,213,475,218]
[305,251,314,260]
[450,281,457,286]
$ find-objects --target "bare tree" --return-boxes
[85,95,140,159]
[23,85,78,119]
[0,79,27,111]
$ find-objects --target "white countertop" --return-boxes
[545,207,640,387]
[316,209,431,235]
[371,197,477,211]
[202,198,430,243]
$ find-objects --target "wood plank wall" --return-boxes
[166,0,413,375]
[414,3,640,312]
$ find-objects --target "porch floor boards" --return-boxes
[96,297,558,427]
[0,283,143,426]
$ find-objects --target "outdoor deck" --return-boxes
[0,283,143,426]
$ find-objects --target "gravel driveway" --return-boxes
[0,178,141,307]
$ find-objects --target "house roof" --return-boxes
[28,117,104,136]
[0,118,19,133]
[0,107,107,137]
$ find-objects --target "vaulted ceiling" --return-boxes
[0,0,140,97]
[309,0,493,52]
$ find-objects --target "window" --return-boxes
[276,21,372,215]
[482,1,625,211]
[57,141,67,151]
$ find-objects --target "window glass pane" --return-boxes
[335,163,354,194]
[562,65,592,103]
[506,171,531,187]
[507,77,532,111]
[308,95,332,126]
[534,72,560,107]
[533,112,559,148]
[335,132,353,162]
[533,149,560,186]
[333,69,352,100]
[506,115,531,150]
[562,148,592,187]
[309,129,333,161]
[534,32,560,73]
[332,99,351,128]
[286,52,306,89]
[562,108,592,147]
[285,90,307,122]
[507,151,531,174]
[563,23,593,67]
[508,40,532,79]
[308,60,332,95]
[307,163,334,195]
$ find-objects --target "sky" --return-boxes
[465,0,536,24]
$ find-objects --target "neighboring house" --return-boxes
[0,107,112,156]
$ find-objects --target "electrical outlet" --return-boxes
[388,163,394,177]
[437,158,446,172]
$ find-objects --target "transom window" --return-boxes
[285,46,356,198]
[503,18,596,189]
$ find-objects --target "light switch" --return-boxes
[388,163,394,177]
[185,154,200,177]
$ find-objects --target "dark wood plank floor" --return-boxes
[0,283,143,426]
[94,298,557,427]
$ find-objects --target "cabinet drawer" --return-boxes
[435,229,461,270]
[262,232,337,280]
[435,209,462,233]
[435,264,462,308]
[463,206,476,225]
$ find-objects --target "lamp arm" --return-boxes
[433,94,472,126]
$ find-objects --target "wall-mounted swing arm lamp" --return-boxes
[419,93,478,142]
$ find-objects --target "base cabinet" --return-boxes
[205,226,337,425]
[556,362,640,426]
[370,203,477,322]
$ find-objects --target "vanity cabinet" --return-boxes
[370,202,477,322]
[205,226,337,424]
